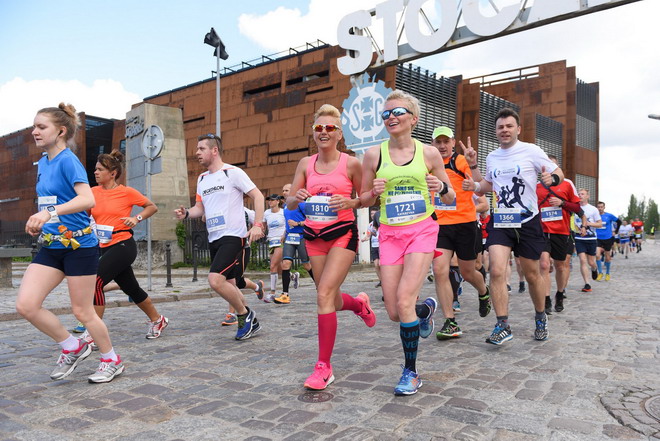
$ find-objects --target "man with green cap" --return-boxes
[429,126,492,341]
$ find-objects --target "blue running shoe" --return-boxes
[534,315,548,341]
[485,324,512,345]
[419,297,437,339]
[235,308,258,340]
[394,366,422,396]
[72,321,86,334]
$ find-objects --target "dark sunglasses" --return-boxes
[198,133,220,141]
[312,124,341,133]
[381,107,412,120]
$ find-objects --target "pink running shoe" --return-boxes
[304,361,334,390]
[355,292,376,327]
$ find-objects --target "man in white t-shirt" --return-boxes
[618,219,634,258]
[463,108,564,345]
[573,188,602,292]
[175,134,265,341]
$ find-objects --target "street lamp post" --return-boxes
[204,28,229,137]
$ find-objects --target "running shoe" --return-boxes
[72,321,86,334]
[485,324,512,345]
[427,274,434,283]
[236,309,259,340]
[263,293,275,303]
[80,330,98,351]
[534,315,549,341]
[478,287,491,318]
[596,273,604,281]
[304,361,334,390]
[554,291,565,313]
[292,272,300,289]
[591,268,598,280]
[507,284,512,293]
[436,319,462,340]
[221,313,237,326]
[544,296,553,315]
[88,356,125,383]
[394,366,422,396]
[605,274,611,281]
[355,292,376,327]
[255,280,264,300]
[581,284,592,292]
[274,293,290,304]
[518,281,526,293]
[146,315,169,339]
[375,281,381,288]
[50,339,92,380]
[452,301,461,312]
[418,297,437,338]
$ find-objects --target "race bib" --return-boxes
[305,195,337,222]
[38,196,59,223]
[385,193,426,224]
[285,233,301,245]
[371,235,379,247]
[268,237,282,248]
[206,214,226,233]
[493,208,522,228]
[434,194,457,211]
[96,224,114,244]
[541,206,562,223]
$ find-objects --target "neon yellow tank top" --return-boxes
[377,139,434,226]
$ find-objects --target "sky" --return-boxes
[1,0,657,216]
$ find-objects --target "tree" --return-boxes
[626,194,638,220]
[647,199,659,234]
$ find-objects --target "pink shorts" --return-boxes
[378,216,439,265]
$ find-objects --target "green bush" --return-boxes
[175,222,186,249]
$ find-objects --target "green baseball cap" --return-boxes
[432,126,454,139]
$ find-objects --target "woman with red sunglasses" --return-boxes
[360,90,455,396]
[287,104,376,391]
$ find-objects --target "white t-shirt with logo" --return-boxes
[264,208,286,241]
[619,224,633,239]
[484,141,557,224]
[574,203,601,241]
[196,165,256,242]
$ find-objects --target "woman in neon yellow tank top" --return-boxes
[360,90,455,396]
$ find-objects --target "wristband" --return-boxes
[469,164,478,170]
[369,188,377,199]
[184,209,189,219]
[474,181,481,193]
[439,181,449,196]
[551,173,560,186]
[254,222,263,228]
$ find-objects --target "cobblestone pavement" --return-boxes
[1,241,658,440]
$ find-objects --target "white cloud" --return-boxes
[238,0,378,52]
[0,78,140,134]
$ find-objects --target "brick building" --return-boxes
[0,43,599,245]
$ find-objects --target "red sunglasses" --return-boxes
[312,124,341,133]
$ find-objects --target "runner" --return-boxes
[428,127,491,341]
[287,104,375,391]
[263,194,285,302]
[361,207,382,288]
[573,189,602,292]
[536,154,587,313]
[618,219,633,259]
[174,133,264,340]
[360,90,455,395]
[595,201,621,281]
[16,103,123,383]
[631,218,644,252]
[275,183,314,305]
[221,207,265,326]
[81,151,168,344]
[463,107,563,344]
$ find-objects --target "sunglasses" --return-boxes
[198,133,220,141]
[381,107,413,120]
[312,124,341,133]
